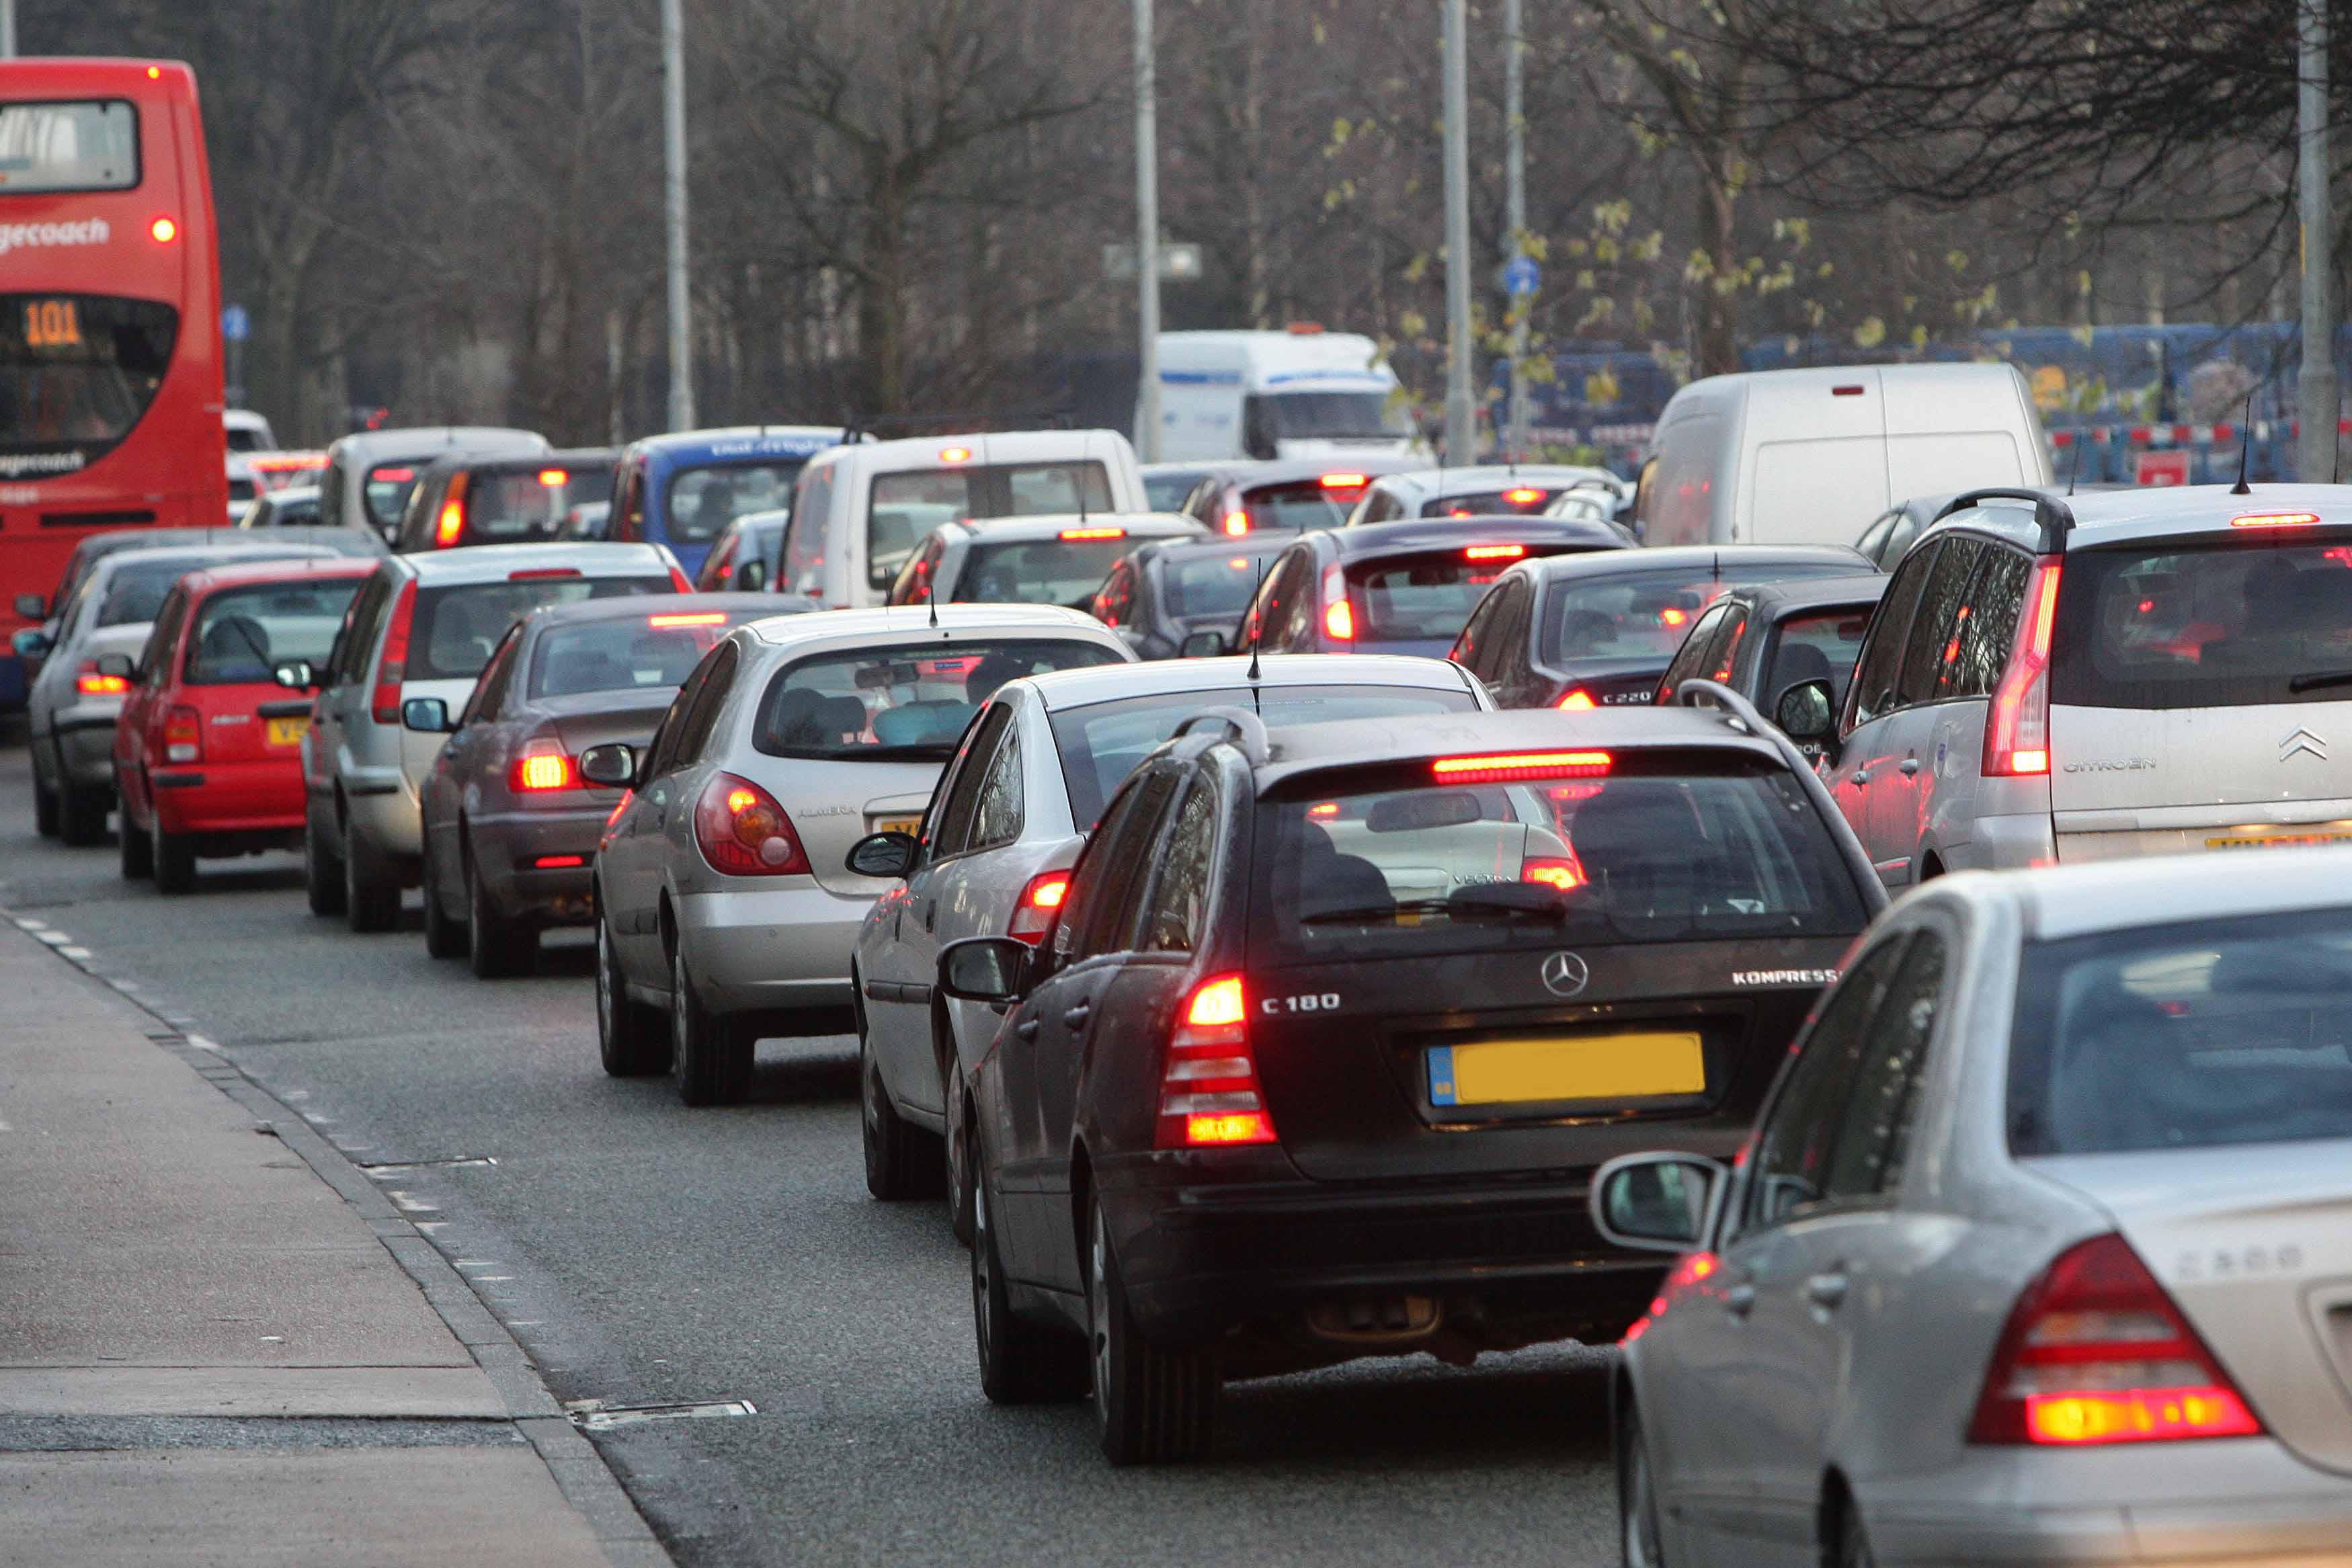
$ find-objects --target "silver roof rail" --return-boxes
[1168,706,1271,767]
[1673,678,1887,912]
[1934,487,2074,552]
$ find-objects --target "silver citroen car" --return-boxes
[1592,851,2352,1567]
[589,604,1131,1106]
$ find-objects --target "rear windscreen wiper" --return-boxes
[2289,669,2352,694]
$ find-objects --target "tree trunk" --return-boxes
[1697,148,1742,378]
[858,179,909,415]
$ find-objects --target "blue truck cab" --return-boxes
[608,426,845,579]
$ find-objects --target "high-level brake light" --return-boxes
[940,446,973,464]
[1465,544,1526,561]
[1432,750,1611,784]
[507,567,582,580]
[1059,526,1127,541]
[1502,487,1545,506]
[649,612,729,628]
[1008,871,1070,944]
[1986,559,2062,777]
[1155,975,1277,1149]
[537,468,569,487]
[1319,472,1368,490]
[2230,511,2320,528]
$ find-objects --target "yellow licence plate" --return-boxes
[2205,829,2352,852]
[873,815,922,837]
[1428,1031,1705,1109]
[264,716,310,747]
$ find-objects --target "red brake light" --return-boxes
[532,854,587,869]
[940,446,973,463]
[1520,855,1584,891]
[1503,487,1545,505]
[369,579,417,724]
[1831,384,1865,396]
[374,466,415,483]
[510,742,580,793]
[1322,562,1354,641]
[1318,472,1368,489]
[149,216,177,243]
[1059,526,1127,541]
[1008,871,1070,944]
[2230,511,2320,528]
[1556,689,1598,710]
[692,772,810,876]
[75,663,130,697]
[1432,750,1611,784]
[434,500,464,547]
[649,611,729,628]
[1465,544,1526,561]
[538,468,569,487]
[1155,974,1276,1149]
[1985,557,2062,777]
[163,704,202,764]
[1223,511,1250,536]
[1970,1233,2262,1446]
[1659,606,1688,628]
[507,567,583,580]
[667,565,693,591]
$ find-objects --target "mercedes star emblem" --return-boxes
[1541,951,1590,997]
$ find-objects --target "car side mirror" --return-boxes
[1588,1151,1728,1253]
[867,560,897,591]
[401,696,454,734]
[93,653,135,680]
[938,936,1030,1005]
[13,592,45,620]
[1179,628,1226,659]
[846,829,918,880]
[578,743,637,788]
[273,659,318,692]
[11,628,51,659]
[735,558,766,591]
[1773,678,1836,743]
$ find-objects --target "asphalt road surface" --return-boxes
[0,735,1619,1567]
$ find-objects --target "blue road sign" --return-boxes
[1501,257,1541,297]
[221,304,250,342]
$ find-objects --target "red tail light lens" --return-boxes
[667,565,693,591]
[1557,689,1597,710]
[510,741,580,793]
[649,611,729,628]
[1155,975,1277,1149]
[1520,855,1584,891]
[537,468,569,488]
[1432,750,1611,784]
[1465,543,1526,561]
[369,579,417,724]
[1322,563,1354,641]
[1318,472,1368,489]
[1985,558,2062,777]
[506,568,583,581]
[1223,511,1250,536]
[2230,511,2320,528]
[1502,487,1546,506]
[75,663,130,697]
[1008,871,1070,944]
[164,704,202,764]
[1970,1233,2262,1446]
[1059,526,1127,542]
[434,501,464,547]
[692,771,811,876]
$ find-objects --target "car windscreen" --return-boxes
[186,579,362,684]
[1344,548,1560,646]
[364,462,425,531]
[1051,684,1481,827]
[0,293,176,472]
[464,463,615,542]
[866,463,1116,586]
[2008,905,2352,1157]
[950,536,1139,610]
[1250,753,1867,963]
[664,461,801,544]
[754,638,1123,761]
[1240,479,1354,532]
[2052,536,2352,710]
[1541,563,1856,666]
[1160,546,1287,623]
[1259,390,1410,440]
[528,610,764,698]
[1142,469,1206,511]
[407,576,671,681]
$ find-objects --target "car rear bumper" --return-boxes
[342,780,421,862]
[151,759,307,836]
[469,806,606,926]
[1094,1152,1663,1348]
[55,712,121,788]
[674,881,877,1020]
[1858,1438,2352,1566]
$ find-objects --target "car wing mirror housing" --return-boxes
[1773,678,1837,746]
[1588,1151,1728,1254]
[1179,628,1226,659]
[578,742,637,788]
[272,659,319,692]
[400,696,454,734]
[11,627,52,659]
[846,829,918,880]
[93,652,135,680]
[938,936,1030,1005]
[13,592,46,620]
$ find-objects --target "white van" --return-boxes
[780,429,1148,610]
[1147,329,1419,462]
[1632,364,2050,547]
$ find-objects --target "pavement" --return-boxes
[0,915,666,1568]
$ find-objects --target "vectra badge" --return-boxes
[2281,727,2328,762]
[1541,951,1589,997]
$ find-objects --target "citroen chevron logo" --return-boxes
[2281,727,2328,763]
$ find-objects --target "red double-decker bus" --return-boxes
[0,58,225,710]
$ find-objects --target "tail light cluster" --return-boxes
[369,580,418,725]
[1007,871,1069,944]
[1970,1233,2262,1446]
[1520,855,1584,890]
[1556,689,1597,710]
[1322,563,1354,641]
[1985,559,2062,777]
[163,705,202,764]
[510,737,579,792]
[434,472,471,547]
[693,772,810,876]
[1155,975,1277,1149]
[75,661,130,698]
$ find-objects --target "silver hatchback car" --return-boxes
[590,604,1132,1106]
[1592,852,2352,1567]
[848,652,1495,1234]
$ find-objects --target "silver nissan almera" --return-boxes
[1591,850,2352,1567]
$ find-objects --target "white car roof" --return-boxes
[1937,482,2352,554]
[1020,653,1478,713]
[94,542,329,576]
[822,429,1130,474]
[1937,850,2352,944]
[326,427,547,464]
[940,512,1201,546]
[395,541,676,584]
[744,602,1116,649]
[223,410,273,436]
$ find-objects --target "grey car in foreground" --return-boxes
[409,593,807,977]
[1592,849,2352,1567]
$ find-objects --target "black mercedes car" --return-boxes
[938,701,1883,1463]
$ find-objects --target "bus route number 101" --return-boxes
[24,300,82,351]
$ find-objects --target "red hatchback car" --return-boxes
[111,556,377,893]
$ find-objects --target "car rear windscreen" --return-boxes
[2008,905,2352,1156]
[1051,684,1480,826]
[1250,753,1867,963]
[1541,564,1856,666]
[1240,479,1354,532]
[0,100,138,192]
[96,559,235,628]
[407,577,670,681]
[186,579,362,684]
[2054,538,2352,710]
[465,464,614,542]
[528,610,766,699]
[754,638,1123,760]
[364,462,426,531]
[1344,547,1571,645]
[665,462,800,544]
[1420,488,1552,516]
[1765,607,1875,710]
[867,462,1114,583]
[1161,546,1287,624]
[951,537,1138,610]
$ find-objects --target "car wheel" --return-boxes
[945,1083,977,1247]
[670,940,749,1106]
[860,1031,936,1199]
[57,776,108,848]
[1088,1192,1218,1464]
[304,808,347,917]
[118,794,153,880]
[971,1165,1088,1403]
[466,847,536,978]
[343,817,399,933]
[1619,1403,1668,1568]
[151,819,196,895]
[596,913,668,1076]
[1836,1504,1877,1568]
[34,769,59,838]
[420,839,467,958]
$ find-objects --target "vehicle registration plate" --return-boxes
[264,716,310,747]
[1428,1031,1705,1108]
[873,815,922,837]
[2204,827,2352,852]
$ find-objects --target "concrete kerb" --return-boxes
[3,907,672,1568]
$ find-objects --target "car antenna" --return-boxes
[1245,553,1270,682]
[1712,550,1721,581]
[2232,392,2254,495]
[2065,427,2082,497]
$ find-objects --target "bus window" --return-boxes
[0,100,139,193]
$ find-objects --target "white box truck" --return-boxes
[1145,328,1420,462]
[1631,363,2051,546]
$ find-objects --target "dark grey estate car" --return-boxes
[408,591,809,977]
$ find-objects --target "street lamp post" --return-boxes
[661,0,694,434]
[1135,0,1162,463]
[2299,0,2336,482]
[1504,0,1529,463]
[1442,0,1475,463]
[1,1,17,59]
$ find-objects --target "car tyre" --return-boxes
[151,820,196,895]
[118,796,153,881]
[343,817,399,933]
[34,771,58,838]
[304,810,347,917]
[596,913,668,1076]
[1836,1505,1877,1568]
[57,779,108,847]
[945,1082,977,1246]
[420,842,467,958]
[670,942,749,1106]
[1088,1193,1218,1464]
[1619,1403,1668,1568]
[860,1032,938,1199]
[971,1166,1087,1403]
[466,847,536,978]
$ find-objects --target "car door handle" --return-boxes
[1723,1283,1756,1318]
[1061,1001,1092,1028]
[1015,1018,1041,1040]
[920,899,935,933]
[1849,769,1870,786]
[1804,1272,1849,1310]
[1898,757,1921,776]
